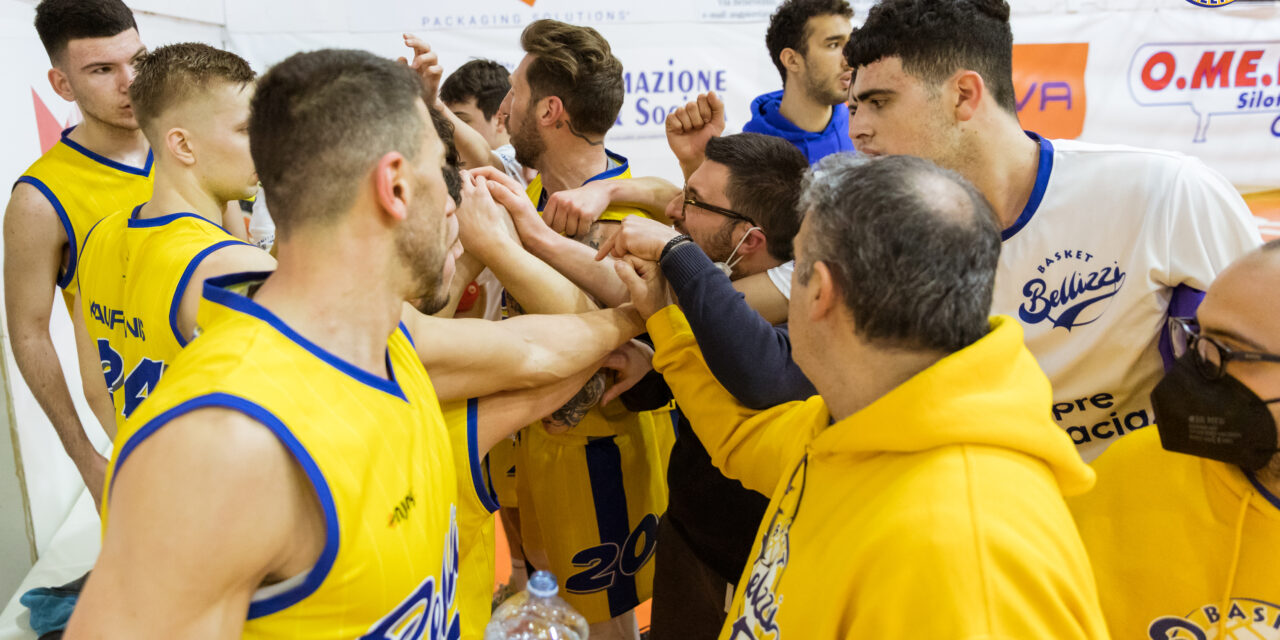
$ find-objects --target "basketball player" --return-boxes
[498,20,677,639]
[845,0,1262,461]
[6,0,149,508]
[75,43,275,435]
[66,49,646,638]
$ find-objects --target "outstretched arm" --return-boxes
[400,34,507,173]
[455,168,596,314]
[404,302,644,402]
[541,176,679,237]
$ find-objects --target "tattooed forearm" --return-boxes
[542,371,607,431]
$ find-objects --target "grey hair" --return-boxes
[796,153,1001,353]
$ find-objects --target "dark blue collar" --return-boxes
[202,271,407,400]
[535,149,629,211]
[127,203,220,229]
[1000,131,1054,242]
[59,125,153,177]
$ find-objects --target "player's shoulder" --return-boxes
[1049,137,1214,178]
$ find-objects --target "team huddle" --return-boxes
[6,0,1279,638]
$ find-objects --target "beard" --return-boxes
[398,175,450,315]
[699,220,738,265]
[509,105,546,169]
[804,66,848,106]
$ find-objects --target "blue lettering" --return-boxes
[1240,92,1250,109]
[716,70,727,92]
[1017,81,1037,112]
[635,97,652,126]
[1148,616,1207,640]
[1020,260,1126,329]
[1205,606,1220,624]
[1272,114,1280,138]
[1040,81,1072,110]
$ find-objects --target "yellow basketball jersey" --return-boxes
[525,150,647,223]
[440,399,500,640]
[17,127,153,313]
[78,206,250,427]
[104,272,461,639]
[520,154,671,620]
[515,403,676,623]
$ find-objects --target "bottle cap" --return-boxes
[527,570,559,598]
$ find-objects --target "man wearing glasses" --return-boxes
[1069,239,1280,639]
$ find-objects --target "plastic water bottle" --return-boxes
[484,570,589,640]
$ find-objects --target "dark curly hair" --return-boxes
[845,0,1016,113]
[766,0,853,85]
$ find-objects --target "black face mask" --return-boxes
[1152,352,1280,471]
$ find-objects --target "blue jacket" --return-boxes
[742,90,855,164]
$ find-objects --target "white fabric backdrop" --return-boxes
[1,0,1278,601]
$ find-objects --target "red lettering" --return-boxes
[1191,50,1235,89]
[1236,50,1263,88]
[1142,51,1176,91]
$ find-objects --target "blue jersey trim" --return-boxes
[16,176,78,289]
[1246,471,1280,513]
[202,271,408,400]
[59,126,153,177]
[128,210,219,229]
[534,149,630,212]
[398,321,416,348]
[466,398,501,514]
[110,393,340,619]
[583,436,639,617]
[1000,132,1055,242]
[170,240,251,347]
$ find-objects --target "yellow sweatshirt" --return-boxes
[648,307,1110,639]
[1069,426,1280,639]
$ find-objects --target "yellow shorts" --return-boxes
[516,401,676,622]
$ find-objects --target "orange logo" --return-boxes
[1013,43,1088,140]
[519,0,534,5]
[1244,189,1280,241]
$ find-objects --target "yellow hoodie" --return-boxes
[1069,426,1280,639]
[648,307,1109,639]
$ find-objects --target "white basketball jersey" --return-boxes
[993,134,1262,462]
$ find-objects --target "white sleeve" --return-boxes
[249,193,276,252]
[494,144,528,187]
[1157,156,1262,290]
[767,260,795,300]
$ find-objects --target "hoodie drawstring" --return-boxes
[1215,488,1252,638]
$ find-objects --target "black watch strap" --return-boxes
[660,234,693,262]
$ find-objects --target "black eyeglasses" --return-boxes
[682,187,754,226]
[1169,317,1280,380]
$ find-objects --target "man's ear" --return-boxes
[537,96,563,128]
[373,151,411,223]
[165,128,196,166]
[780,48,804,83]
[952,70,986,123]
[491,112,508,136]
[48,67,75,102]
[739,226,769,257]
[808,260,839,323]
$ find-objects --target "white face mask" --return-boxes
[714,225,762,278]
